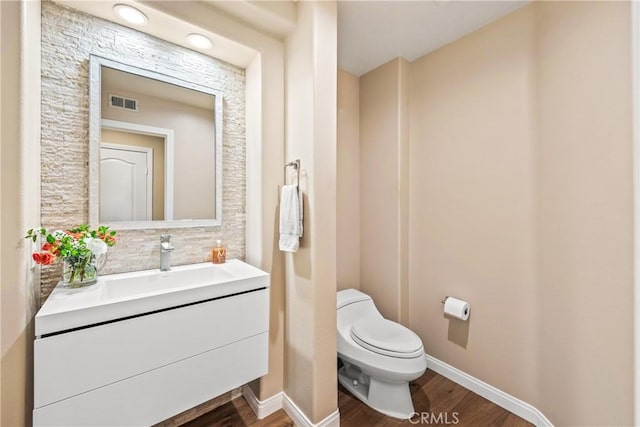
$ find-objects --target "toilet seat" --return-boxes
[350,318,424,359]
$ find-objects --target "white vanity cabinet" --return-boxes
[33,260,270,427]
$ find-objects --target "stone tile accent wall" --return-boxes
[40,2,246,303]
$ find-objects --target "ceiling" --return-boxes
[56,1,258,68]
[338,1,529,76]
[59,0,529,77]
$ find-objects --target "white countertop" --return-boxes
[35,259,269,336]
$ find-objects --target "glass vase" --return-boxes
[61,253,107,288]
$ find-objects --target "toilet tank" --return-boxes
[337,289,372,309]
[337,289,381,331]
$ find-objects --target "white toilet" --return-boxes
[337,289,427,419]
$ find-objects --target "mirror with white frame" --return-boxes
[89,56,223,229]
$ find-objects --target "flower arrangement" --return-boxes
[26,225,116,286]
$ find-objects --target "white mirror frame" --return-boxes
[89,55,223,229]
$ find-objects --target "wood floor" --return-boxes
[183,369,533,427]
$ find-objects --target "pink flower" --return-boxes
[41,242,59,254]
[32,252,56,265]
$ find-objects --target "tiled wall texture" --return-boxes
[40,1,246,303]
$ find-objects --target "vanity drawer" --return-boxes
[34,288,269,409]
[33,332,268,427]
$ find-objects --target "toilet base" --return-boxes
[338,364,415,419]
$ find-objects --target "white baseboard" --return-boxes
[244,356,550,427]
[425,354,553,427]
[242,385,340,427]
[282,393,340,427]
[241,385,283,420]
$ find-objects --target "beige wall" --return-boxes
[1,3,3,419]
[284,1,338,424]
[101,87,216,220]
[409,2,538,403]
[101,129,165,220]
[1,1,41,426]
[352,1,634,424]
[359,58,410,324]
[337,68,360,291]
[244,42,286,405]
[535,1,633,424]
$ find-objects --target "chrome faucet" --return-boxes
[160,234,174,271]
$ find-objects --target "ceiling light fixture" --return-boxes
[113,4,148,25]
[187,33,213,50]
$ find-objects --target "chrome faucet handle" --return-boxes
[160,234,174,251]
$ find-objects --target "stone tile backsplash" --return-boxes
[40,1,246,303]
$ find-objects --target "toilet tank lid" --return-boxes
[337,289,371,309]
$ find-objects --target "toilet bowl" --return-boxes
[336,289,427,419]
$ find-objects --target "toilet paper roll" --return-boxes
[444,297,470,321]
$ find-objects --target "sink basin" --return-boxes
[35,259,269,336]
[105,264,234,300]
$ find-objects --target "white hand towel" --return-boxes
[279,185,303,252]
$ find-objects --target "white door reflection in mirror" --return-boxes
[100,143,152,222]
[100,123,173,221]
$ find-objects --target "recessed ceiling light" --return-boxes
[113,4,148,25]
[187,33,213,50]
